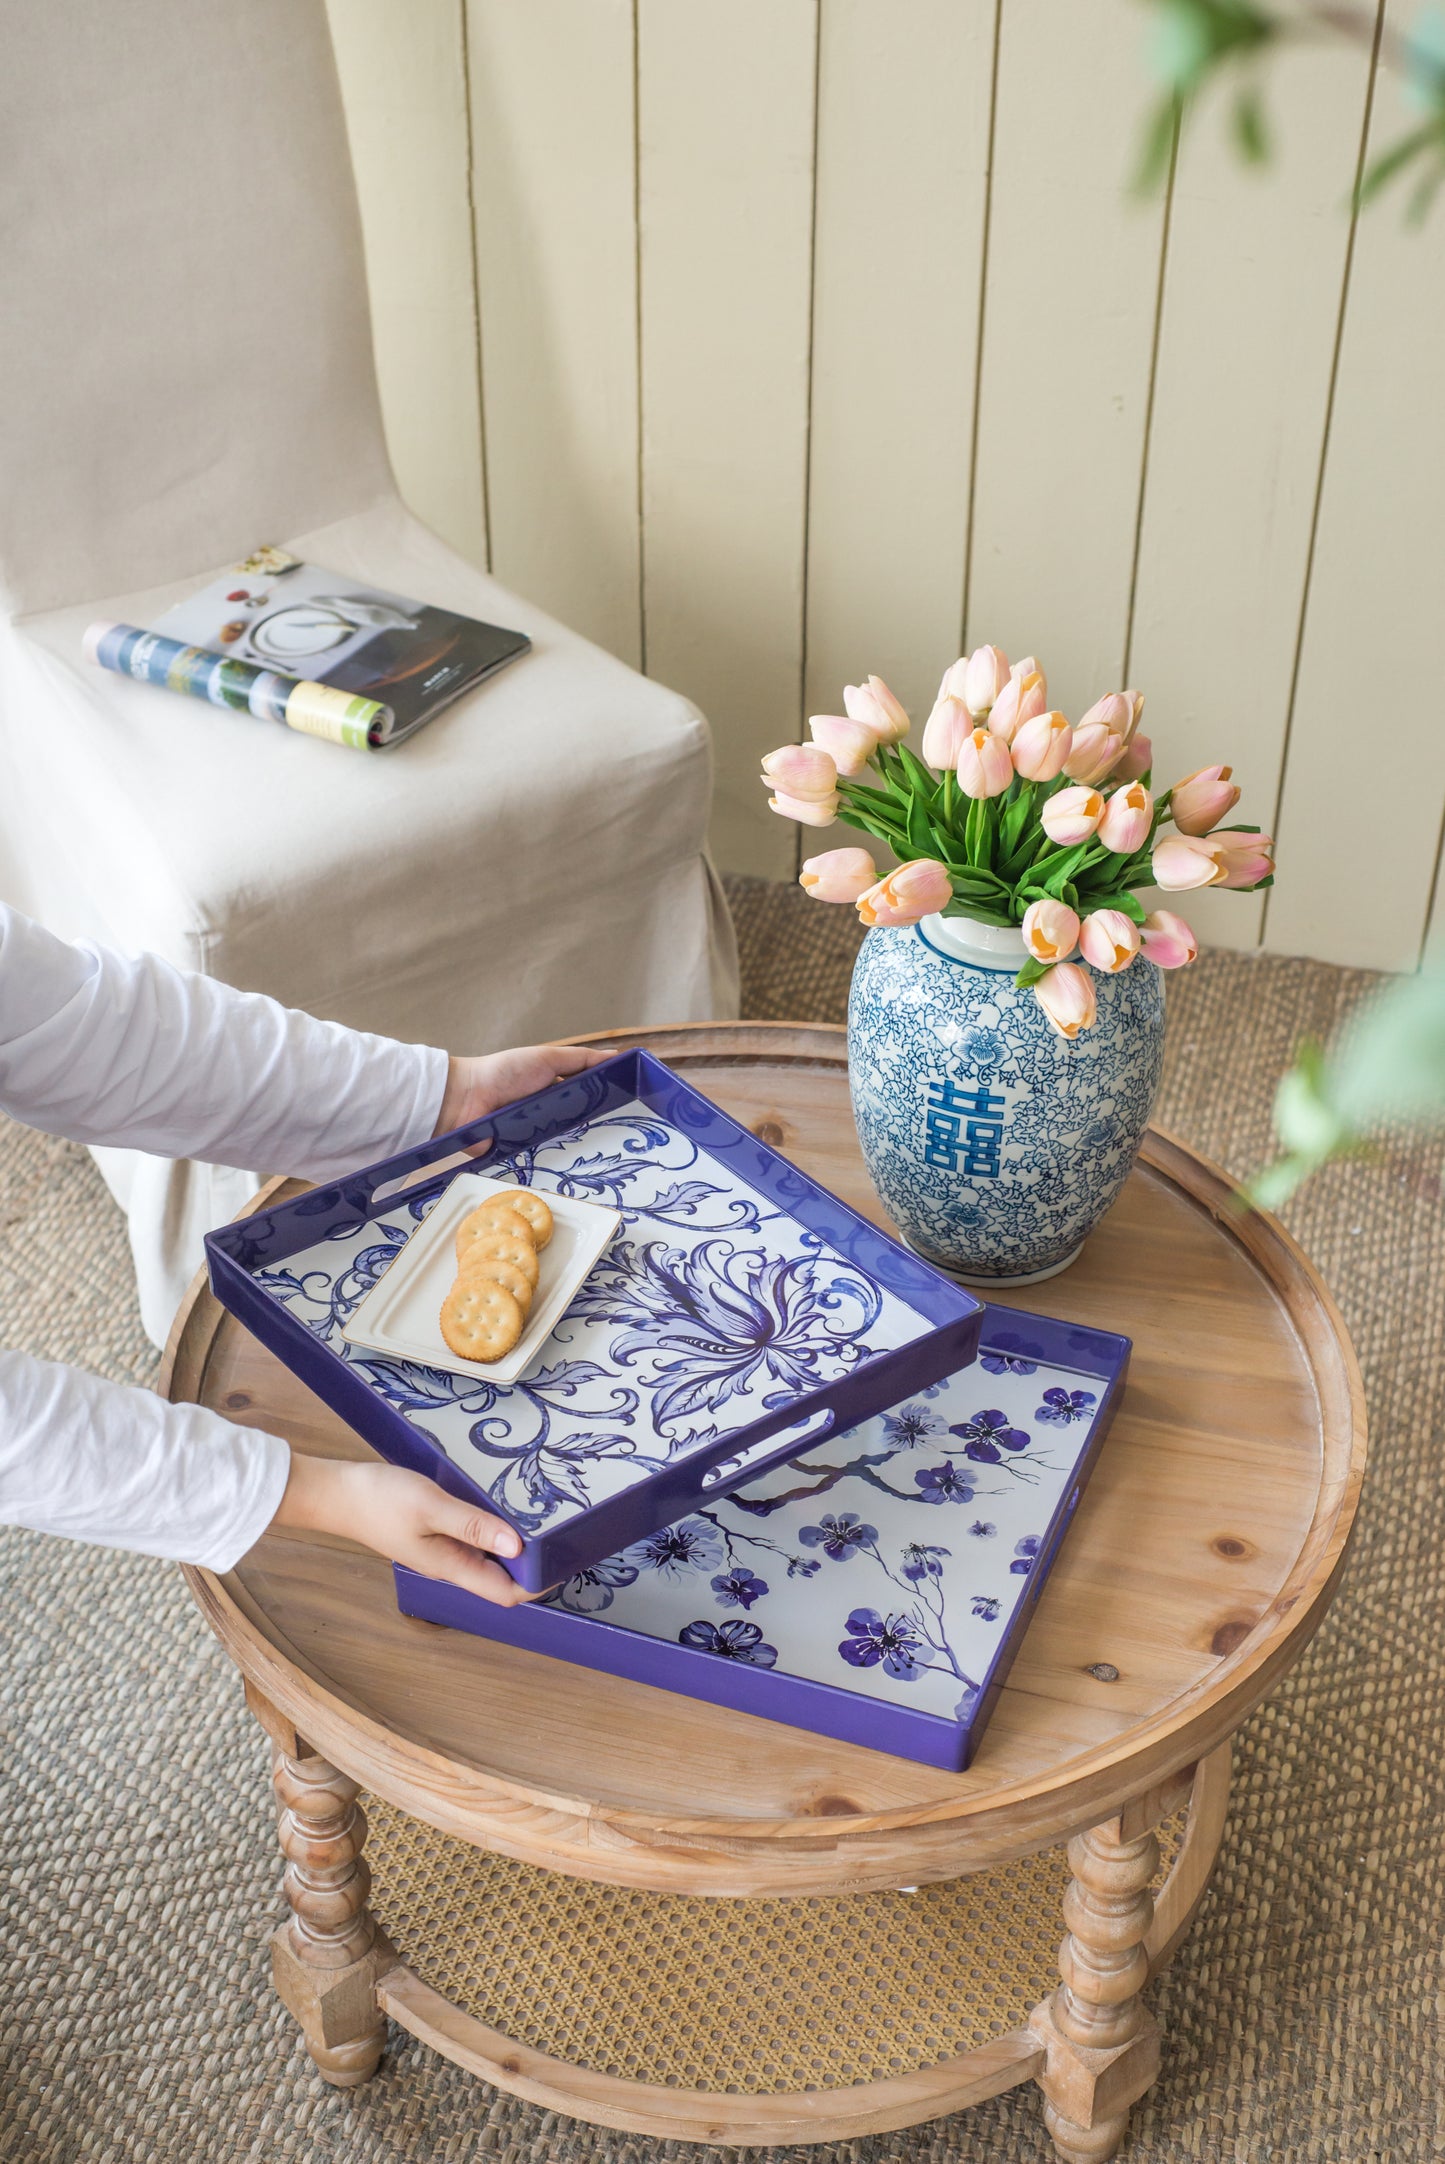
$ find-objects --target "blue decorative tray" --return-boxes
[395,1305,1129,1770]
[205,1051,985,1592]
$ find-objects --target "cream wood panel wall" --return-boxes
[326,0,1437,970]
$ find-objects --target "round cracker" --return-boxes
[501,1189,553,1250]
[458,1253,534,1315]
[461,1230,540,1287]
[439,1276,524,1363]
[455,1202,534,1262]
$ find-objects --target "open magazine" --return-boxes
[85,548,531,750]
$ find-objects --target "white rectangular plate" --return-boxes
[340,1173,621,1386]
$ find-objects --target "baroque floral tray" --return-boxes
[205,1050,984,1592]
[395,1306,1129,1770]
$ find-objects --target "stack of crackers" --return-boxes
[440,1188,554,1363]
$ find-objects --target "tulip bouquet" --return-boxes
[760,646,1274,1038]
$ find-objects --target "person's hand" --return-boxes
[273,1454,532,1605]
[432,1042,615,1138]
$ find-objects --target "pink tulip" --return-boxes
[1021,898,1080,965]
[1063,721,1125,786]
[1169,763,1241,835]
[1010,709,1073,782]
[808,713,880,778]
[760,743,838,802]
[1078,908,1141,974]
[843,675,910,743]
[921,693,974,771]
[1212,830,1275,888]
[962,645,1010,719]
[1033,961,1097,1039]
[938,656,970,701]
[987,670,1047,745]
[1040,785,1104,845]
[1096,781,1154,853]
[1152,833,1225,889]
[799,846,878,903]
[1076,692,1132,741]
[1114,732,1153,781]
[1140,909,1198,968]
[957,725,1014,798]
[1010,655,1047,699]
[856,858,954,927]
[769,790,840,826]
[1122,690,1145,741]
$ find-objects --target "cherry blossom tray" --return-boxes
[394,1305,1129,1770]
[204,1050,984,1592]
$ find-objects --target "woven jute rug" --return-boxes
[1,874,1440,2163]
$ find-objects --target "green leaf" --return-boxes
[942,898,1013,927]
[1084,889,1148,925]
[896,742,940,805]
[1356,119,1444,210]
[1015,957,1049,990]
[1231,84,1268,163]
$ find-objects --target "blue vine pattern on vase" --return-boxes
[542,1347,1108,1729]
[251,1095,923,1532]
[847,920,1166,1280]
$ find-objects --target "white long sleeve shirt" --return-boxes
[0,902,448,1569]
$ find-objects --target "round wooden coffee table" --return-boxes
[164,1022,1365,2162]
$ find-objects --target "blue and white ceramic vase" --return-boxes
[848,912,1166,1284]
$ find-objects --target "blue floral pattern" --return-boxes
[848,919,1165,1280]
[534,1343,1109,1728]
[252,1095,924,1532]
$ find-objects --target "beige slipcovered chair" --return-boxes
[0,0,737,1345]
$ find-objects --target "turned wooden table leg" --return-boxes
[270,1743,390,2086]
[1028,1808,1164,2162]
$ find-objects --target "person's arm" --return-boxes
[0,1348,529,1599]
[0,899,611,1180]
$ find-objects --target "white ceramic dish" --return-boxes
[340,1173,621,1386]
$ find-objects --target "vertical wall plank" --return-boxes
[324,0,487,566]
[803,1,995,730]
[966,0,1166,723]
[467,0,642,666]
[1268,22,1445,971]
[1128,38,1375,955]
[638,0,819,880]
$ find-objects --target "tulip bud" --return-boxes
[938,656,970,702]
[808,713,881,778]
[843,675,910,743]
[1152,833,1226,889]
[987,670,1047,745]
[1033,961,1097,1039]
[1169,763,1242,836]
[1021,898,1080,965]
[799,846,878,903]
[1096,781,1154,853]
[920,693,974,772]
[962,645,1010,718]
[1010,655,1046,699]
[1078,908,1141,973]
[1063,721,1126,786]
[760,742,838,802]
[856,858,954,927]
[1122,690,1145,740]
[1213,829,1275,889]
[1114,732,1153,781]
[769,790,840,826]
[957,725,1014,798]
[1140,909,1198,968]
[1010,710,1073,782]
[1040,784,1104,845]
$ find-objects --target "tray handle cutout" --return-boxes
[700,1407,838,1492]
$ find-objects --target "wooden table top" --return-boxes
[168,1023,1366,1895]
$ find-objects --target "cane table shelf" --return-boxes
[164,1022,1366,2161]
